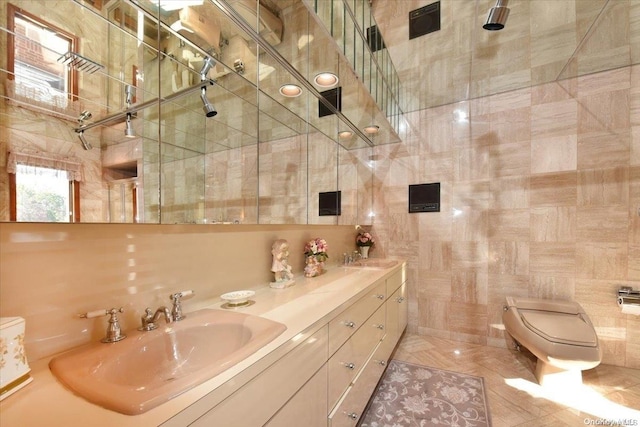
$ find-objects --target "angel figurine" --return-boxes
[270,239,295,289]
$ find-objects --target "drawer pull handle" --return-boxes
[347,412,359,420]
[379,360,387,366]
[376,324,384,330]
[376,294,385,300]
[345,321,356,328]
[396,297,405,303]
[345,362,356,370]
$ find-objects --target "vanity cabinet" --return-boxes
[328,268,407,426]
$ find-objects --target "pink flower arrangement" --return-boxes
[304,237,329,261]
[356,231,375,247]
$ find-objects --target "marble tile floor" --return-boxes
[392,333,640,426]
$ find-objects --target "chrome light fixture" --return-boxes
[125,85,136,107]
[200,56,215,81]
[124,113,135,138]
[77,130,92,150]
[78,110,92,123]
[200,87,218,118]
[483,0,510,31]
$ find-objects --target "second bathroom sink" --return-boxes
[347,259,398,269]
[49,309,286,415]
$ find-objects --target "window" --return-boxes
[7,152,82,222]
[14,165,73,222]
[7,3,79,107]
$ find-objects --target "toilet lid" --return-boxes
[520,310,598,347]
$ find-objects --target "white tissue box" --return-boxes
[0,317,33,400]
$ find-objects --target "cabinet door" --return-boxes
[265,364,328,427]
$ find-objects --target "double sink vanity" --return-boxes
[0,259,407,427]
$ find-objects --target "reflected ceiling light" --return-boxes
[125,84,136,107]
[77,131,92,150]
[124,113,135,138]
[314,72,339,88]
[279,84,302,97]
[363,125,379,135]
[200,87,218,118]
[150,0,203,12]
[483,0,510,31]
[338,131,353,140]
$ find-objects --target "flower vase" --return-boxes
[304,256,324,277]
[359,246,370,259]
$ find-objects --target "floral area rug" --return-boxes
[358,360,491,427]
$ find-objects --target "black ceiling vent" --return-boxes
[318,87,342,118]
[409,1,441,40]
[366,25,386,53]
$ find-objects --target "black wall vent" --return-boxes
[408,183,440,213]
[366,25,386,53]
[318,87,342,118]
[319,191,341,216]
[409,1,441,40]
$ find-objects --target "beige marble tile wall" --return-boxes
[372,65,640,368]
[258,134,308,224]
[0,222,357,362]
[206,144,258,224]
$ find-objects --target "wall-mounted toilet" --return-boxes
[502,296,602,387]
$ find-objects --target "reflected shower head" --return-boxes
[77,130,92,150]
[200,57,215,80]
[125,113,135,138]
[200,87,217,118]
[483,0,510,31]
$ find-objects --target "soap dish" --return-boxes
[221,290,255,308]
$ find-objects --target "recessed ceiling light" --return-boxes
[363,125,379,135]
[338,131,353,139]
[314,72,339,88]
[279,84,302,97]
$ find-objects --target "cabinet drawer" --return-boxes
[329,342,388,427]
[385,268,404,297]
[327,306,384,410]
[328,280,386,355]
[192,327,328,427]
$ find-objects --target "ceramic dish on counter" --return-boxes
[220,290,256,308]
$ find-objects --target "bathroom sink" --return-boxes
[347,259,398,269]
[49,309,286,415]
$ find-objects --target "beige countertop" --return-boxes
[0,261,404,427]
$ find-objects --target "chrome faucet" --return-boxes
[138,290,194,331]
[79,307,126,343]
[138,306,173,331]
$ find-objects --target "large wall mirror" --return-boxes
[0,0,399,225]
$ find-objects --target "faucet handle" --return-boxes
[170,290,194,322]
[79,307,126,343]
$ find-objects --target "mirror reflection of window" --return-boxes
[7,3,78,108]
[14,165,73,223]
